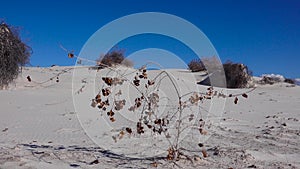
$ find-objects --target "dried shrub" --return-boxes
[96,49,133,68]
[188,58,205,72]
[258,74,285,85]
[223,61,252,88]
[90,64,253,161]
[188,56,221,72]
[0,22,31,89]
[284,78,295,85]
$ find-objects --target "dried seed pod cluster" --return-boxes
[88,64,252,161]
[102,77,125,86]
[167,147,175,160]
[114,99,126,111]
[136,122,144,134]
[26,76,31,82]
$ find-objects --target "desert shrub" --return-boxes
[96,49,133,68]
[188,56,222,72]
[284,78,295,84]
[258,74,285,85]
[223,61,252,88]
[0,22,31,89]
[188,58,205,72]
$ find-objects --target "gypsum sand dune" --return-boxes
[0,66,299,169]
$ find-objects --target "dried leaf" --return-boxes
[148,80,155,86]
[91,100,97,108]
[125,127,132,134]
[162,118,169,126]
[102,88,111,96]
[119,130,125,139]
[109,117,116,122]
[133,79,140,86]
[199,128,208,135]
[151,162,158,168]
[234,97,238,104]
[107,110,115,117]
[97,102,105,109]
[242,93,248,98]
[26,76,31,82]
[154,119,162,125]
[95,94,101,103]
[202,149,208,158]
[102,77,112,86]
[68,53,74,58]
[112,136,117,143]
[115,100,126,110]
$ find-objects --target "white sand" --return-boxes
[0,66,299,169]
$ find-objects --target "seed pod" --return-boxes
[102,77,113,86]
[154,119,162,125]
[202,149,208,158]
[102,88,111,96]
[26,76,31,82]
[242,93,248,98]
[95,94,101,103]
[91,100,97,108]
[151,162,158,167]
[125,127,132,134]
[148,80,155,86]
[133,79,140,86]
[234,97,238,104]
[107,110,115,117]
[68,53,74,58]
[109,117,116,122]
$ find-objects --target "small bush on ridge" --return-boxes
[188,58,205,72]
[96,49,133,68]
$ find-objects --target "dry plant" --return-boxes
[90,62,255,164]
[188,56,221,72]
[0,22,31,89]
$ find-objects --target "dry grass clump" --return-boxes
[96,49,133,68]
[188,56,221,72]
[188,58,205,72]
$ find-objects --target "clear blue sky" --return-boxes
[1,0,300,78]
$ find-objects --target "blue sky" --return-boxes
[1,0,300,78]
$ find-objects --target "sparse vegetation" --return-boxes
[223,61,252,88]
[96,49,133,68]
[284,78,295,84]
[188,58,205,72]
[189,57,253,88]
[188,56,222,72]
[0,22,31,89]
